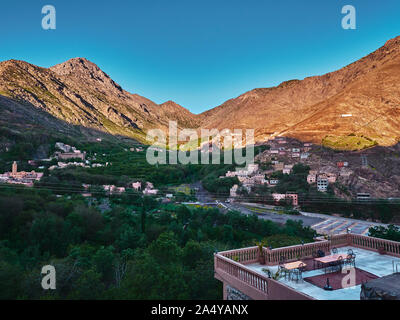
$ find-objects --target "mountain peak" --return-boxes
[383,35,400,48]
[161,100,183,108]
[159,100,200,127]
[50,57,123,93]
[50,57,104,76]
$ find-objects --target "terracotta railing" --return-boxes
[349,234,400,257]
[264,240,332,265]
[215,254,268,294]
[215,234,400,300]
[330,233,350,248]
[217,235,352,267]
[214,253,313,300]
[218,234,400,266]
[218,246,260,264]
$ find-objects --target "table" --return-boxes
[281,261,307,281]
[314,254,348,273]
[283,261,307,270]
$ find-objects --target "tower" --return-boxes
[12,161,18,176]
[12,161,17,176]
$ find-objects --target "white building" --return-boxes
[230,184,239,197]
[317,175,329,192]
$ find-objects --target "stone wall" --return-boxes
[360,273,400,300]
[226,285,252,300]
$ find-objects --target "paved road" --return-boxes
[226,202,324,227]
[191,181,215,203]
[228,202,388,235]
[300,210,388,235]
[190,183,388,235]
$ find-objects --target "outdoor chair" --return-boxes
[312,251,319,269]
[344,254,352,267]
[298,262,306,273]
[327,261,335,273]
[279,255,286,265]
[349,254,356,267]
[278,265,289,280]
[336,256,344,272]
[332,247,338,254]
[347,249,354,255]
[290,268,302,282]
[328,256,343,273]
[317,249,325,257]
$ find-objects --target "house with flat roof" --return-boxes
[307,173,317,184]
[317,174,329,192]
[214,234,400,300]
[272,192,298,206]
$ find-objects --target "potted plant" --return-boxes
[256,241,266,265]
[262,268,281,280]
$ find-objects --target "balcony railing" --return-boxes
[215,233,400,300]
[218,246,259,264]
[350,234,400,257]
[214,253,313,300]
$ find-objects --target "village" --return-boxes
[224,136,362,206]
[0,142,160,198]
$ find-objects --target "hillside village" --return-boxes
[0,141,162,198]
[223,136,400,205]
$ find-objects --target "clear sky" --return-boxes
[1,0,400,113]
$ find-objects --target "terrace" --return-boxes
[214,234,400,300]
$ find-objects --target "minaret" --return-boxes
[12,161,17,176]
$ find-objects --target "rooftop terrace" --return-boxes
[214,234,400,300]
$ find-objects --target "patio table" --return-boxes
[283,261,307,270]
[282,261,307,281]
[314,254,348,273]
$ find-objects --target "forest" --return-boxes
[0,186,316,299]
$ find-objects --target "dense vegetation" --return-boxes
[368,224,400,242]
[322,134,378,151]
[0,187,316,300]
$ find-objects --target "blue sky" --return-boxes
[1,1,400,113]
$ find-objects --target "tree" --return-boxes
[69,269,105,300]
[93,246,115,281]
[0,261,22,299]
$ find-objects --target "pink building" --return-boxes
[132,181,142,191]
[272,193,298,206]
[143,188,158,195]
[307,173,317,184]
[286,193,298,206]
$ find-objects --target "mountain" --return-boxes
[1,36,400,150]
[0,58,194,144]
[199,36,400,148]
[159,100,200,128]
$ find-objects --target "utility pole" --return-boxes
[361,155,368,168]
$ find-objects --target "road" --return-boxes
[227,202,324,227]
[230,202,389,235]
[191,182,388,235]
[190,181,215,203]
